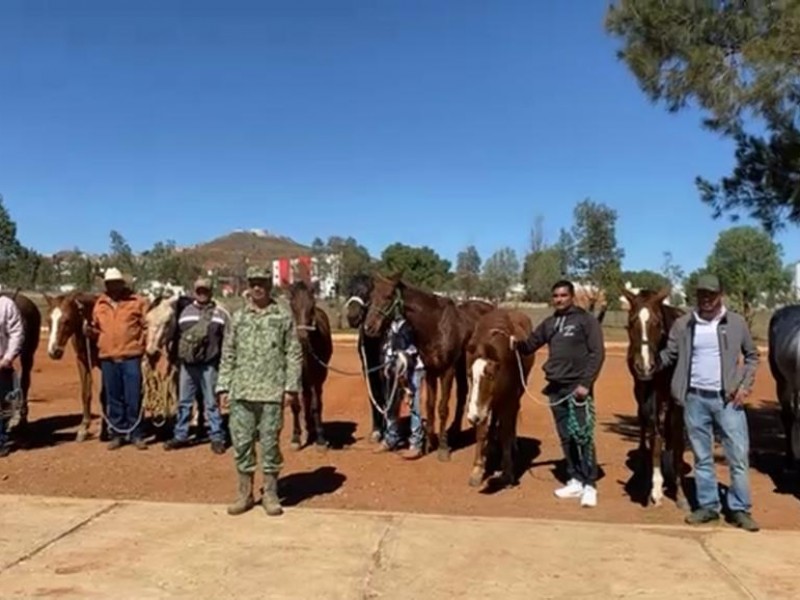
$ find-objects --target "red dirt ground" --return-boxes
[2,338,799,530]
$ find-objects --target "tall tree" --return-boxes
[621,269,670,293]
[605,1,800,233]
[523,247,562,302]
[108,230,138,280]
[705,226,789,323]
[380,242,451,290]
[661,251,687,305]
[455,245,482,298]
[568,198,624,292]
[480,247,520,301]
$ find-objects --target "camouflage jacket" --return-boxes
[215,299,302,403]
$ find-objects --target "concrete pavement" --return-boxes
[1,494,797,599]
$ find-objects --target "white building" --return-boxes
[272,253,341,299]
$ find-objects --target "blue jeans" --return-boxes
[684,389,752,513]
[101,358,144,441]
[384,368,425,449]
[174,364,224,442]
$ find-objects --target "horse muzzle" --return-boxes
[48,348,64,360]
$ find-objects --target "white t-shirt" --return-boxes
[689,309,725,391]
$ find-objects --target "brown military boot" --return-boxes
[227,472,255,516]
[261,474,284,516]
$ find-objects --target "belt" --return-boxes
[688,386,722,399]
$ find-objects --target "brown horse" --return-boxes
[622,287,688,509]
[574,282,608,324]
[43,292,104,442]
[363,273,492,461]
[2,292,41,429]
[288,281,333,451]
[466,308,534,489]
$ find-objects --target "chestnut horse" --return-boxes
[622,288,688,509]
[466,308,535,489]
[43,292,104,442]
[288,280,333,451]
[363,273,493,460]
[2,292,41,428]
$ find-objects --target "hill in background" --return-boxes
[178,228,311,273]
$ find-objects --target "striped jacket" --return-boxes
[176,301,229,366]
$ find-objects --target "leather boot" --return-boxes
[227,472,255,516]
[262,474,284,516]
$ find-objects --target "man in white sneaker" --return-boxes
[510,280,605,507]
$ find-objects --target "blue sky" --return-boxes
[0,0,796,274]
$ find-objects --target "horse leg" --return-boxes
[448,356,468,445]
[425,373,437,452]
[289,389,303,451]
[76,358,93,442]
[12,353,33,429]
[499,408,517,487]
[437,369,456,462]
[650,396,665,507]
[469,419,489,487]
[312,382,328,452]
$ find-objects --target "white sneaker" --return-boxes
[581,485,597,508]
[554,478,584,499]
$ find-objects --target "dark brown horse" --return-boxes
[288,280,333,451]
[363,273,493,460]
[2,292,41,429]
[43,292,104,442]
[622,288,688,509]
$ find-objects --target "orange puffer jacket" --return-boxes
[91,293,148,360]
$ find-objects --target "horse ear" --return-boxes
[621,288,636,305]
[654,286,671,304]
[390,271,403,284]
[42,293,54,308]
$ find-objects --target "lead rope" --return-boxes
[487,327,595,451]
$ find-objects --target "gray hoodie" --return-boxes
[657,307,759,405]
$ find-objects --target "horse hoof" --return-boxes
[315,442,329,453]
[76,430,88,443]
[676,498,690,512]
[437,448,451,462]
[290,441,302,452]
[468,473,483,488]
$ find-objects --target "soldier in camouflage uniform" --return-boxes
[215,266,303,517]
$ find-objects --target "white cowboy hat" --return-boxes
[104,267,125,282]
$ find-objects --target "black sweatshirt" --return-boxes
[516,305,605,389]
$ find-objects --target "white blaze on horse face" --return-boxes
[651,466,664,505]
[467,359,487,425]
[48,308,63,355]
[638,307,651,371]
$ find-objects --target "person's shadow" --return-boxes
[278,466,346,507]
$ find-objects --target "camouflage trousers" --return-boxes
[229,400,285,475]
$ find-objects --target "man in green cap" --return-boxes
[656,274,760,531]
[216,265,302,516]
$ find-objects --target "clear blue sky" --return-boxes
[1,0,796,274]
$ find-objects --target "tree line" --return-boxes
[0,193,793,324]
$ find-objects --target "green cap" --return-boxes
[246,266,272,280]
[696,274,721,292]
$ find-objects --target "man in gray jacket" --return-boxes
[657,274,760,531]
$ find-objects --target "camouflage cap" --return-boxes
[246,266,272,281]
[696,273,721,293]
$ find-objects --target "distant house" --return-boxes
[271,253,341,299]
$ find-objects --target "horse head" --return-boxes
[465,341,502,427]
[43,292,94,360]
[344,273,373,329]
[289,280,317,343]
[363,272,404,338]
[622,287,671,381]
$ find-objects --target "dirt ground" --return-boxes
[2,338,799,530]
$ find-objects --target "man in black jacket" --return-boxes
[510,280,605,507]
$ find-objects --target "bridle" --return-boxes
[366,287,404,326]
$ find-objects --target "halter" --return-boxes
[367,288,404,321]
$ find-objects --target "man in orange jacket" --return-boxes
[87,268,149,450]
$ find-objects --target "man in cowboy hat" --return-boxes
[164,276,229,454]
[85,267,149,450]
[216,265,302,516]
